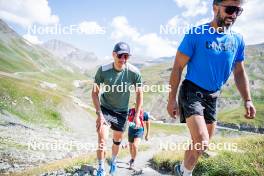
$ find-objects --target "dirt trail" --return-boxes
[58,100,96,141]
[108,134,188,176]
[0,73,98,174]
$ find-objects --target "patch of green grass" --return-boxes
[218,102,264,128]
[152,135,264,176]
[152,150,183,172]
[22,69,87,93]
[151,123,187,135]
[13,153,97,176]
[0,77,65,129]
[194,135,264,176]
[0,43,38,72]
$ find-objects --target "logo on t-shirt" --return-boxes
[206,41,235,52]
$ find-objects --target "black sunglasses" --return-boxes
[117,53,129,59]
[220,5,243,16]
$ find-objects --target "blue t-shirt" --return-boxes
[178,23,245,91]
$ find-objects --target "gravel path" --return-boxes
[113,134,188,176]
[0,98,97,174]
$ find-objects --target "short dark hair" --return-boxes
[213,0,245,5]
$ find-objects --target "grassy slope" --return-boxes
[0,41,38,72]
[151,123,187,135]
[218,102,264,128]
[0,23,87,128]
[152,135,264,176]
[0,68,87,129]
[139,62,175,119]
[0,76,64,129]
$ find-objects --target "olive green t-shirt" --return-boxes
[94,62,142,112]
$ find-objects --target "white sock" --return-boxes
[111,155,117,163]
[180,162,184,172]
[98,159,104,170]
[181,161,193,176]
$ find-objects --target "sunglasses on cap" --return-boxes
[117,53,129,59]
[220,5,243,16]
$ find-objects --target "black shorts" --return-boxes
[178,79,219,124]
[101,106,128,132]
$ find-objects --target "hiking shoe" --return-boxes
[174,164,183,176]
[109,161,117,175]
[96,168,105,176]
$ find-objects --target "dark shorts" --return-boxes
[178,79,219,124]
[128,127,144,143]
[101,106,128,132]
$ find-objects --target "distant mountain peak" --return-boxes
[42,39,99,70]
[42,39,78,58]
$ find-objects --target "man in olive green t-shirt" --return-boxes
[91,42,143,176]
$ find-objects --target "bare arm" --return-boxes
[91,83,101,113]
[91,83,105,131]
[233,62,256,118]
[167,51,190,118]
[233,62,251,101]
[134,86,143,127]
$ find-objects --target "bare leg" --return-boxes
[97,124,109,160]
[129,142,133,159]
[131,138,141,160]
[183,115,210,170]
[112,130,124,157]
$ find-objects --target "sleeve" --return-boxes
[94,66,103,85]
[178,31,196,58]
[235,37,245,63]
[134,72,143,87]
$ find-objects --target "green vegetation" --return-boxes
[0,42,38,72]
[218,102,264,128]
[0,23,88,129]
[152,135,264,176]
[0,77,65,129]
[151,123,187,135]
[25,69,87,92]
[14,153,97,176]
[137,62,174,118]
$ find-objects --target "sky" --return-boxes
[0,0,263,59]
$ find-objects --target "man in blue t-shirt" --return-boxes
[167,0,256,175]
